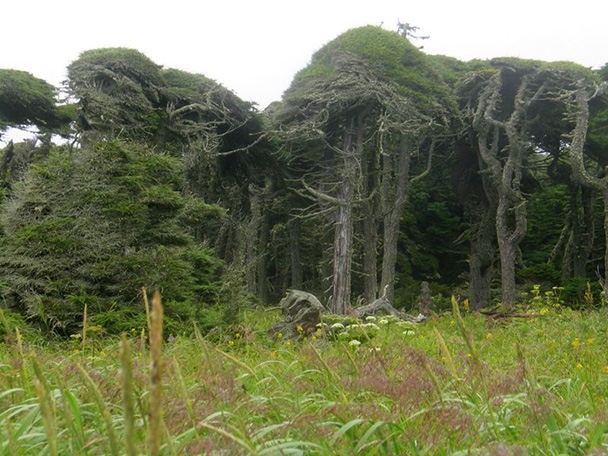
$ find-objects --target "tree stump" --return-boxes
[417,281,434,316]
[269,290,326,339]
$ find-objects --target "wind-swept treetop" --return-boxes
[69,47,163,91]
[0,69,65,132]
[67,47,164,138]
[289,25,452,114]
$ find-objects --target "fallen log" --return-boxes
[270,286,425,340]
[353,285,426,322]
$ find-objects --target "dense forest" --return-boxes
[1,25,607,334]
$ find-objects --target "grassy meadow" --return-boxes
[1,294,608,455]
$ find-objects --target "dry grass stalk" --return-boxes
[120,334,136,456]
[143,286,151,333]
[15,327,28,382]
[433,327,458,379]
[149,290,164,456]
[82,302,88,354]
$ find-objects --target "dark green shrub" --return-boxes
[0,140,225,334]
[519,263,561,284]
[562,278,602,309]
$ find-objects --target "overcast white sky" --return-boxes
[2,0,607,111]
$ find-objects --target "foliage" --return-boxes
[288,25,453,115]
[0,69,64,132]
[0,140,224,334]
[67,48,163,139]
[561,278,603,309]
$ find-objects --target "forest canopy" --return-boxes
[0,26,607,334]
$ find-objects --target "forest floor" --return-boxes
[1,298,608,455]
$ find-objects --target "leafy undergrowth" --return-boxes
[1,299,608,455]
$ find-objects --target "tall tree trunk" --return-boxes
[380,137,412,302]
[361,130,381,303]
[257,202,269,303]
[362,214,378,303]
[289,219,303,289]
[469,208,495,310]
[246,188,261,294]
[331,117,357,314]
[567,84,607,287]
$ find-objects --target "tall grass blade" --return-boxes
[77,364,120,456]
[172,355,198,435]
[148,290,164,456]
[451,295,477,359]
[33,379,57,456]
[433,327,458,379]
[120,334,136,456]
[215,348,259,381]
[82,302,88,355]
[199,422,258,455]
[142,286,151,333]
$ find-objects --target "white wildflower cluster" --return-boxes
[396,321,416,329]
[331,322,345,330]
[348,339,361,348]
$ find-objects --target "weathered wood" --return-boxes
[269,290,326,339]
[417,281,434,315]
[270,286,426,340]
[353,285,426,322]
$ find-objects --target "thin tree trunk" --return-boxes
[469,208,495,310]
[257,201,269,303]
[380,137,412,302]
[289,219,303,289]
[361,124,381,303]
[246,188,261,294]
[331,118,356,314]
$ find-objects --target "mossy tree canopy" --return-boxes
[0,69,68,133]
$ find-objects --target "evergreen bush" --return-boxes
[0,140,224,334]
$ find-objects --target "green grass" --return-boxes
[1,301,607,455]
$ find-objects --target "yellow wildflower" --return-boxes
[228,340,234,347]
[463,299,470,312]
[235,333,241,339]
[576,363,583,370]
[296,325,303,334]
[486,333,493,340]
[587,338,594,345]
[277,332,283,339]
[572,339,580,350]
